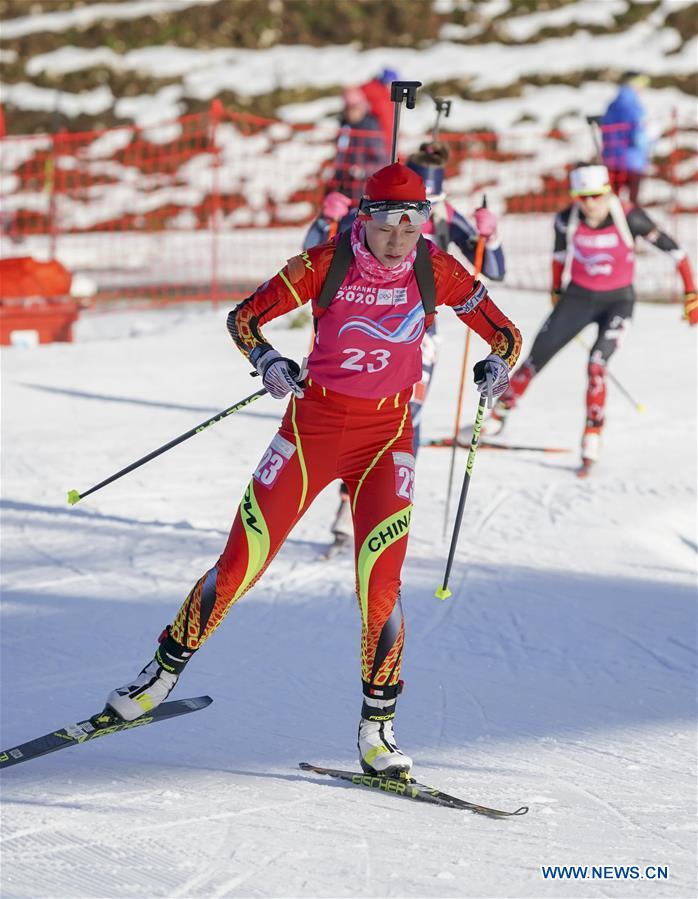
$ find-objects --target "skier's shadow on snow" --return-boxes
[18,382,280,421]
[0,497,231,537]
[4,769,350,806]
[1,498,333,561]
[1,551,695,777]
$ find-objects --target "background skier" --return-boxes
[601,71,651,204]
[486,162,696,473]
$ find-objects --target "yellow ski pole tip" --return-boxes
[435,586,452,601]
[67,489,81,506]
[637,403,646,413]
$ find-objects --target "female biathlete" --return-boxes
[106,163,522,777]
[308,141,505,545]
[487,163,696,473]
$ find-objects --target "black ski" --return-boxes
[423,437,569,454]
[0,696,213,770]
[299,762,528,819]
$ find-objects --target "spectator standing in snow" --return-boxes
[330,86,389,204]
[360,67,399,153]
[601,71,650,204]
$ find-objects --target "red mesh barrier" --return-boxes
[1,103,694,306]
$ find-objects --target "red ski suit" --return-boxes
[170,238,521,691]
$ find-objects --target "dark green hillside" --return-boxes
[0,0,695,135]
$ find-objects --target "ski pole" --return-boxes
[435,391,488,600]
[442,313,473,538]
[389,80,422,163]
[574,336,645,412]
[442,200,487,537]
[585,115,603,163]
[431,97,452,142]
[67,387,267,506]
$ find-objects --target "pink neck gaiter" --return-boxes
[350,218,417,285]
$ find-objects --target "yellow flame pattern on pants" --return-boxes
[170,481,270,648]
[356,506,412,684]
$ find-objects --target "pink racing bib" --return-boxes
[308,257,427,398]
[570,221,634,292]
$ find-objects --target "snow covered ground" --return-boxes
[1,288,696,898]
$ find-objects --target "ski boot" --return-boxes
[578,425,602,478]
[358,682,413,778]
[106,627,193,722]
[457,399,509,445]
[483,400,510,437]
[324,485,352,558]
[331,488,352,540]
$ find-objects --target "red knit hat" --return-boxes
[364,163,427,202]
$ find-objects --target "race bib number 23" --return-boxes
[253,433,296,488]
[393,451,415,502]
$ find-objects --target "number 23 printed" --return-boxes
[253,434,296,489]
[341,348,391,373]
[393,452,415,502]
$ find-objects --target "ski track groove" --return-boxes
[3,796,314,877]
[618,631,690,674]
[168,834,246,899]
[473,487,513,532]
[362,835,371,897]
[558,777,634,828]
[560,773,695,857]
[459,683,491,734]
[1,790,160,835]
[559,739,687,776]
[553,746,693,856]
[209,848,288,899]
[21,535,90,582]
[413,564,468,645]
[126,543,162,590]
[542,480,560,525]
[437,680,447,746]
[666,635,698,657]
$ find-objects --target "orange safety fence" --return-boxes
[1,101,695,306]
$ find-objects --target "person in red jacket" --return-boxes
[105,164,521,777]
[360,68,398,153]
[487,163,696,473]
[331,87,389,204]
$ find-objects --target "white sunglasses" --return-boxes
[358,198,432,226]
